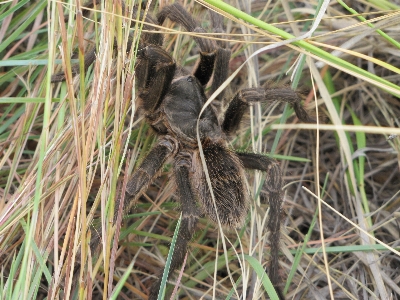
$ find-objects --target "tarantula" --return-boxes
[52,2,314,299]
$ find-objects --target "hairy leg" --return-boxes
[222,86,315,135]
[157,3,218,86]
[149,152,200,300]
[135,45,176,112]
[50,49,97,83]
[121,137,177,220]
[208,10,231,100]
[236,152,286,300]
[89,137,177,254]
[51,1,162,83]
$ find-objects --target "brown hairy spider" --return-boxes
[52,2,314,299]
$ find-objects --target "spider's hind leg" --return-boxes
[149,152,200,300]
[236,152,286,300]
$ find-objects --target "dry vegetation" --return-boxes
[1,0,400,299]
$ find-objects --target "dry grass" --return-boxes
[1,0,400,299]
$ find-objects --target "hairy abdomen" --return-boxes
[192,140,250,228]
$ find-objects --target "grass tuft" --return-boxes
[1,0,399,299]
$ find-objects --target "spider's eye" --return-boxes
[187,77,193,82]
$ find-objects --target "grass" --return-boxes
[1,0,400,299]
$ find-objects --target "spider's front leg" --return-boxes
[135,45,176,112]
[149,152,200,300]
[157,3,223,86]
[51,1,163,83]
[208,10,231,99]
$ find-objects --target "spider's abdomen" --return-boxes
[192,140,250,228]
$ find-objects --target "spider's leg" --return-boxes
[118,136,177,220]
[149,152,200,300]
[136,45,176,112]
[208,11,231,99]
[89,137,177,253]
[222,86,315,135]
[51,2,162,82]
[157,3,217,86]
[90,137,176,288]
[236,152,285,300]
[51,48,98,83]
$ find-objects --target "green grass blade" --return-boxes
[337,0,400,49]
[0,0,47,53]
[157,214,182,300]
[204,0,400,97]
[244,255,280,300]
[109,260,135,300]
[0,0,30,22]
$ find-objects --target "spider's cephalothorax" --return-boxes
[52,2,314,299]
